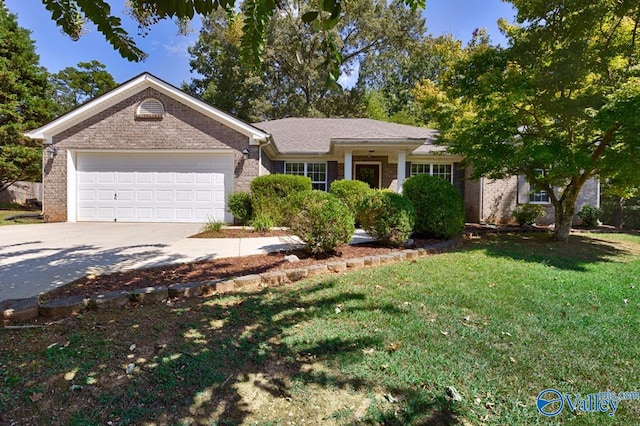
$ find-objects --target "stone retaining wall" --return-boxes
[2,239,462,325]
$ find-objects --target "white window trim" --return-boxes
[284,161,327,190]
[528,169,551,204]
[410,163,454,184]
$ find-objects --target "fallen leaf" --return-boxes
[509,357,517,364]
[129,344,136,351]
[440,331,449,336]
[334,307,342,314]
[384,393,398,403]
[387,342,401,352]
[29,393,43,402]
[362,347,375,355]
[463,315,471,322]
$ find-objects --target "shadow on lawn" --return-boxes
[53,279,460,425]
[463,232,630,272]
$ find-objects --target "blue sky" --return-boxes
[6,0,515,87]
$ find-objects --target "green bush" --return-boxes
[359,190,415,247]
[287,191,355,254]
[512,204,546,226]
[329,179,373,224]
[577,204,601,228]
[403,174,465,239]
[250,174,312,226]
[227,192,252,225]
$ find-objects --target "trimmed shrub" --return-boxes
[329,179,373,224]
[577,205,601,228]
[227,192,252,225]
[403,174,465,239]
[287,191,355,254]
[512,204,546,226]
[359,190,415,247]
[250,174,312,226]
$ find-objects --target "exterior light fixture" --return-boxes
[242,147,250,159]
[46,145,58,159]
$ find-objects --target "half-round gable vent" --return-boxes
[136,98,165,118]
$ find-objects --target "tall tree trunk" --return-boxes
[612,196,625,229]
[552,190,580,242]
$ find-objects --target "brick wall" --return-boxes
[43,88,255,221]
[481,177,518,224]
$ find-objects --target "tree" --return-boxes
[0,4,53,192]
[38,0,425,80]
[186,0,422,120]
[418,0,640,242]
[50,60,118,116]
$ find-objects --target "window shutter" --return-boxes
[517,175,530,204]
[453,163,465,196]
[405,162,412,179]
[327,161,338,189]
[273,161,285,174]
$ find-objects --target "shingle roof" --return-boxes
[252,118,444,154]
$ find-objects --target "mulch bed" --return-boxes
[42,235,440,302]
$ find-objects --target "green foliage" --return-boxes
[186,0,426,119]
[359,190,415,247]
[287,190,354,254]
[403,174,464,239]
[577,205,601,228]
[601,196,640,230]
[328,179,372,224]
[49,60,117,116]
[419,1,640,241]
[0,4,53,191]
[250,214,274,232]
[250,174,312,226]
[202,217,224,233]
[227,191,253,225]
[512,204,545,226]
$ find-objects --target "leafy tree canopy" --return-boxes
[40,0,425,82]
[417,0,640,241]
[49,60,118,116]
[0,4,53,191]
[185,0,424,120]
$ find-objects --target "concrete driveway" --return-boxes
[0,223,301,302]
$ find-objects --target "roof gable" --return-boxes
[26,72,269,143]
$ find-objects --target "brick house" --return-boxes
[26,72,599,224]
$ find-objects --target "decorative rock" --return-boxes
[214,279,235,294]
[234,274,262,291]
[1,297,39,324]
[363,256,380,267]
[260,271,287,287]
[284,268,307,282]
[326,261,347,273]
[391,252,407,262]
[89,290,131,310]
[284,254,300,263]
[168,282,204,298]
[306,264,328,276]
[404,249,420,259]
[39,295,88,319]
[346,258,365,269]
[416,248,427,257]
[378,255,395,264]
[131,286,168,304]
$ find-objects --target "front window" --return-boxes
[410,163,453,183]
[285,162,327,191]
[529,169,550,204]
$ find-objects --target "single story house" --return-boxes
[26,72,599,225]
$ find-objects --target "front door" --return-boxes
[355,163,380,189]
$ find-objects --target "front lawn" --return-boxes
[2,232,639,424]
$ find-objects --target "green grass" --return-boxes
[1,232,639,424]
[0,209,44,225]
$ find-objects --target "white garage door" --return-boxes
[76,152,233,223]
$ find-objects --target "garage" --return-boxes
[75,152,234,223]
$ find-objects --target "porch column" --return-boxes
[344,150,353,180]
[397,151,406,193]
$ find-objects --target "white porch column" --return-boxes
[344,150,353,180]
[397,151,406,193]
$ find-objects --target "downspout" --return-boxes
[258,137,272,176]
